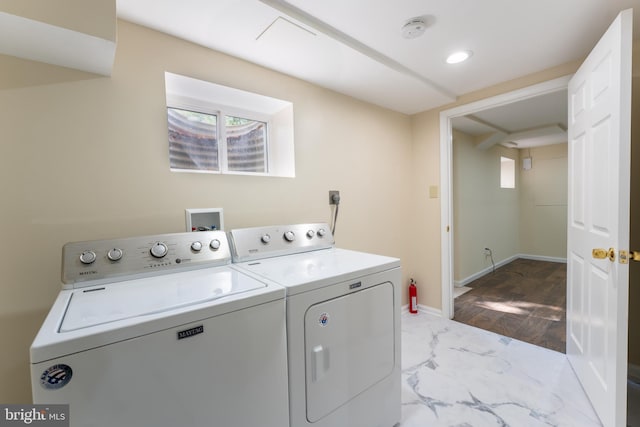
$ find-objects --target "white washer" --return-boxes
[31,230,289,427]
[230,223,401,427]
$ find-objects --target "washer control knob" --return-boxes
[307,230,315,238]
[150,242,168,258]
[261,234,271,244]
[209,239,221,250]
[317,228,326,237]
[107,248,123,261]
[284,231,295,242]
[191,241,203,252]
[79,250,97,265]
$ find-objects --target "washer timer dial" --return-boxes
[150,242,168,258]
[79,250,97,265]
[107,248,123,261]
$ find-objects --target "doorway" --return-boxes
[447,88,569,352]
[439,75,571,319]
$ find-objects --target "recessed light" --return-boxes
[446,50,472,64]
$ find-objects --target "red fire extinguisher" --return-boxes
[409,278,418,314]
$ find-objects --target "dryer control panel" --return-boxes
[229,223,335,262]
[61,231,231,288]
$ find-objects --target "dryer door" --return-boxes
[304,282,395,422]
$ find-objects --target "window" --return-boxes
[225,116,267,173]
[168,108,218,172]
[500,156,515,188]
[165,72,295,177]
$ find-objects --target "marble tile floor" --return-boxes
[400,312,601,427]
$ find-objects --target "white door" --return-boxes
[566,8,632,427]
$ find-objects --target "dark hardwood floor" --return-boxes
[453,258,566,353]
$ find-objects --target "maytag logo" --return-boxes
[78,271,97,276]
[177,325,204,340]
[349,282,362,290]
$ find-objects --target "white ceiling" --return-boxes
[116,0,640,116]
[452,89,569,149]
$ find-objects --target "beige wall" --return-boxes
[0,54,100,90]
[0,0,116,41]
[452,130,520,282]
[0,20,414,403]
[519,144,568,258]
[407,106,442,308]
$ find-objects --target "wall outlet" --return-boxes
[329,190,340,205]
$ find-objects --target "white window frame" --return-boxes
[167,95,272,176]
[167,105,221,173]
[165,72,295,178]
[219,106,270,175]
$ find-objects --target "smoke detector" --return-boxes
[401,18,428,39]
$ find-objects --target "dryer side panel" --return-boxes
[304,282,394,422]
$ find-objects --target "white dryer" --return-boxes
[229,223,401,427]
[31,230,289,427]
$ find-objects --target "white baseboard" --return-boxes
[454,253,567,287]
[518,253,567,264]
[418,304,442,316]
[401,304,442,317]
[454,254,518,287]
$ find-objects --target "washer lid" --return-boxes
[59,267,265,332]
[237,248,400,295]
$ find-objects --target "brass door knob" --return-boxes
[592,248,616,262]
